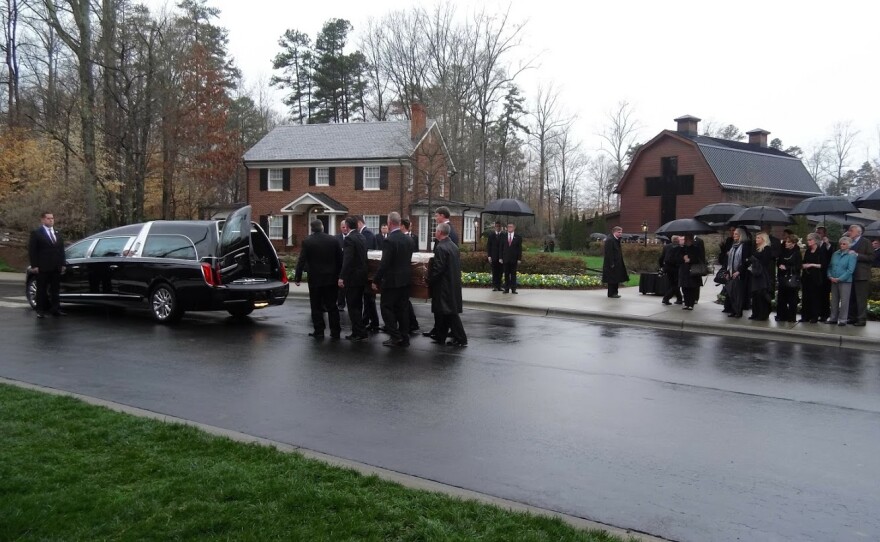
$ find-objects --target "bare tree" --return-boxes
[3,0,22,126]
[828,121,860,195]
[529,83,565,231]
[547,124,586,232]
[804,140,832,191]
[598,100,640,198]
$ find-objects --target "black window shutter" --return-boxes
[355,167,363,190]
[260,215,269,232]
[379,166,389,190]
[259,169,268,191]
[329,168,336,186]
[282,217,288,242]
[380,215,387,226]
[282,168,290,190]
[308,168,316,186]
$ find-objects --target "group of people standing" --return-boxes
[486,221,523,294]
[657,233,707,310]
[293,207,467,347]
[720,224,874,326]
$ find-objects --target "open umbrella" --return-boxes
[864,220,880,237]
[693,203,746,224]
[482,198,534,216]
[789,195,858,217]
[589,232,607,241]
[655,218,716,236]
[727,206,794,227]
[852,187,880,211]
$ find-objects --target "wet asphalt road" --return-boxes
[2,282,879,542]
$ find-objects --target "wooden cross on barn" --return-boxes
[645,156,694,226]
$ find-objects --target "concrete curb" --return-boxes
[0,376,665,542]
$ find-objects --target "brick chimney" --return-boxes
[411,103,427,140]
[674,115,701,136]
[746,128,770,147]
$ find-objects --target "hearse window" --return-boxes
[142,235,197,260]
[65,239,93,259]
[91,237,133,258]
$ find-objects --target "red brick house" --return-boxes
[614,115,823,235]
[242,104,480,252]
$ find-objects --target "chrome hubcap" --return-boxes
[152,288,173,319]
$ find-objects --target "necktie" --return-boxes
[508,234,512,246]
[48,229,56,244]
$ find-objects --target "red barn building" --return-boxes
[614,115,823,235]
[243,104,479,252]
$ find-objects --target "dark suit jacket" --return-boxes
[429,237,463,315]
[499,232,522,263]
[28,226,66,271]
[433,220,459,249]
[294,232,342,287]
[849,236,874,280]
[376,233,388,250]
[487,230,504,261]
[360,226,377,250]
[340,232,368,288]
[374,229,413,289]
[602,235,628,284]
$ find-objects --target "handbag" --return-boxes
[689,262,709,277]
[714,268,729,285]
[783,273,801,290]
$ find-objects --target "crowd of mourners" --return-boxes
[657,224,877,326]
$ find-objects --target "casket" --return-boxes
[367,251,432,299]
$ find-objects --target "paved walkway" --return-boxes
[3,271,876,349]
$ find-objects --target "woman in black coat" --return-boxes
[799,233,825,323]
[678,234,705,310]
[775,234,802,322]
[724,227,753,318]
[749,232,774,321]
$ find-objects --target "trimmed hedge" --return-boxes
[460,252,588,275]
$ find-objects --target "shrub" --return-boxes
[460,251,588,275]
[621,244,664,273]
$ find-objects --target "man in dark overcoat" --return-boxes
[846,224,873,326]
[487,220,504,291]
[294,219,342,339]
[338,216,368,341]
[357,215,381,331]
[499,222,523,294]
[28,211,67,318]
[602,226,629,298]
[335,220,347,310]
[429,222,467,346]
[659,235,683,305]
[372,212,414,347]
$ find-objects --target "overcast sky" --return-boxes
[151,0,879,163]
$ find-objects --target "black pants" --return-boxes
[491,260,503,289]
[336,287,346,308]
[776,283,799,321]
[662,269,682,303]
[35,269,62,313]
[751,288,771,320]
[682,286,699,308]
[801,281,821,321]
[362,291,380,330]
[344,286,366,338]
[848,280,870,323]
[607,283,619,297]
[407,300,419,332]
[434,313,467,344]
[503,262,518,292]
[379,286,410,343]
[309,283,340,336]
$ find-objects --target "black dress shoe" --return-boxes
[422,330,435,337]
[35,311,45,319]
[502,290,509,294]
[382,338,408,347]
[853,321,866,327]
[330,333,341,339]
[345,334,368,342]
[798,318,808,323]
[661,300,672,305]
[308,332,324,339]
[52,310,66,316]
[511,290,518,294]
[446,340,468,347]
[673,300,683,305]
[608,294,621,299]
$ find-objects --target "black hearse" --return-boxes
[26,206,289,323]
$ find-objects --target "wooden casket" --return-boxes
[367,251,432,299]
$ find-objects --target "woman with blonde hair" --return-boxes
[800,233,825,323]
[748,232,774,321]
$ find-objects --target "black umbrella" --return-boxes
[852,187,880,211]
[789,195,858,216]
[655,218,716,236]
[482,198,535,216]
[693,203,746,224]
[727,206,794,226]
[589,232,607,241]
[864,220,880,237]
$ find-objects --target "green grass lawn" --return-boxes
[526,250,640,287]
[0,258,14,272]
[0,384,632,541]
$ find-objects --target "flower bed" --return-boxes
[462,272,602,289]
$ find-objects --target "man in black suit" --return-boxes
[400,217,420,334]
[294,219,343,339]
[376,224,389,249]
[28,211,67,318]
[487,220,504,291]
[338,216,368,341]
[335,221,347,310]
[873,239,880,267]
[429,222,467,346]
[499,222,523,294]
[846,224,873,326]
[602,226,629,298]
[356,215,381,332]
[433,206,459,247]
[372,212,413,347]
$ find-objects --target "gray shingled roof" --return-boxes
[310,192,348,212]
[683,135,823,196]
[243,121,423,163]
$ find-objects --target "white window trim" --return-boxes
[364,215,380,231]
[463,216,475,243]
[316,167,329,187]
[364,166,380,191]
[268,216,284,240]
[268,168,283,191]
[419,216,429,249]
